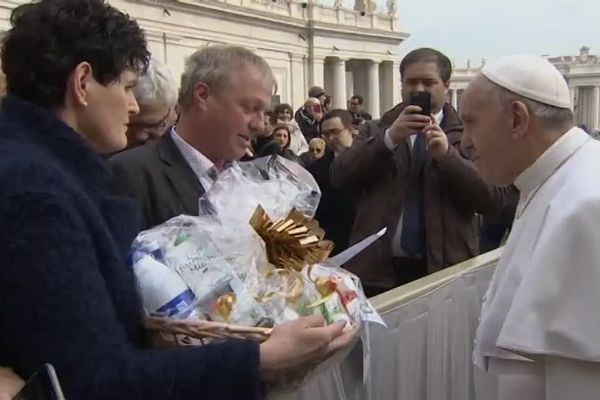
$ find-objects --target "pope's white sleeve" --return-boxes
[490,358,544,400]
[545,356,600,400]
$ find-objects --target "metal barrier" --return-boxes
[283,249,502,400]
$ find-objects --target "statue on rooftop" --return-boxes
[386,0,397,16]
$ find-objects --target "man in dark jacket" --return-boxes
[349,95,372,124]
[0,2,352,399]
[309,109,357,255]
[294,96,323,142]
[331,48,515,296]
[110,46,275,229]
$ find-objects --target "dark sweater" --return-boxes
[308,151,356,255]
[0,96,262,400]
[294,108,320,142]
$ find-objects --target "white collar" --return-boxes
[514,127,588,196]
[513,127,589,218]
[170,127,215,188]
[433,109,444,126]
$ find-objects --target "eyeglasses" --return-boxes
[350,102,360,106]
[128,108,173,135]
[322,127,345,137]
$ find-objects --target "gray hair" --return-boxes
[178,45,276,109]
[483,77,574,127]
[133,57,177,108]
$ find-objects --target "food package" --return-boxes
[128,156,385,387]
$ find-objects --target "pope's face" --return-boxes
[460,77,516,186]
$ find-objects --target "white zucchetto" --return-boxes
[481,54,572,109]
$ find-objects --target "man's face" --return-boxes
[401,61,449,114]
[318,94,328,106]
[321,116,351,152]
[202,65,273,161]
[349,98,362,113]
[277,109,292,122]
[460,77,515,185]
[126,102,175,148]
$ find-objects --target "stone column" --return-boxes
[331,57,347,109]
[311,57,324,89]
[451,89,458,109]
[592,85,600,130]
[569,86,578,111]
[290,53,306,110]
[379,61,395,113]
[367,60,381,118]
[346,67,354,103]
[392,61,402,106]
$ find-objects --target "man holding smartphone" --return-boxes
[331,48,515,297]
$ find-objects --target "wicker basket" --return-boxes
[144,316,272,346]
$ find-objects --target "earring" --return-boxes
[82,101,88,107]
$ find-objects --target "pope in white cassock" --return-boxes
[462,55,600,400]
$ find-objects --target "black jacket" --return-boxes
[108,133,205,230]
[0,95,262,400]
[294,108,320,141]
[308,151,356,255]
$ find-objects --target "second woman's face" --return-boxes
[274,129,289,148]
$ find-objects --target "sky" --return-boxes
[394,0,600,68]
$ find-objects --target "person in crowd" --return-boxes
[322,94,331,113]
[0,367,23,400]
[348,95,372,123]
[110,46,277,229]
[249,110,276,157]
[308,138,326,160]
[294,97,323,141]
[308,109,356,255]
[309,86,328,108]
[468,55,600,400]
[330,48,515,297]
[274,103,294,122]
[125,57,178,149]
[258,124,302,165]
[0,2,354,399]
[273,103,308,155]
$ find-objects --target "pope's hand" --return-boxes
[259,315,357,383]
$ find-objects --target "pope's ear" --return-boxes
[511,100,530,139]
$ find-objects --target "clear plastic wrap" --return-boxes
[128,155,385,388]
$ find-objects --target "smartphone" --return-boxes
[409,91,431,116]
[12,364,65,400]
[312,104,322,114]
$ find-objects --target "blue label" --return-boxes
[151,289,197,318]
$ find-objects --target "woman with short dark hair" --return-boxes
[0,1,352,399]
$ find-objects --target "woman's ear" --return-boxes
[66,62,94,107]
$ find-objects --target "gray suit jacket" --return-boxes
[108,134,205,230]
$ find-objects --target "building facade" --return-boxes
[0,0,408,116]
[449,47,600,131]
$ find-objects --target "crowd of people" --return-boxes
[1,0,599,399]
